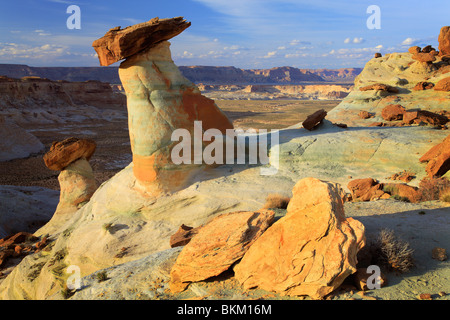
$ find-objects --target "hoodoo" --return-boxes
[93,17,234,196]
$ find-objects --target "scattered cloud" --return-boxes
[344,37,365,44]
[264,51,277,58]
[401,37,417,46]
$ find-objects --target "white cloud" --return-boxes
[401,37,416,46]
[264,51,277,58]
[344,37,365,44]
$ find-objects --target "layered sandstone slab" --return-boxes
[169,210,275,292]
[234,178,365,299]
[92,17,191,66]
[43,137,96,171]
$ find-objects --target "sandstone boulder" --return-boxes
[438,26,450,56]
[420,134,450,163]
[358,110,373,119]
[424,152,450,178]
[434,77,450,91]
[92,17,191,66]
[381,104,405,121]
[402,110,448,126]
[412,52,438,63]
[374,53,382,58]
[347,178,387,201]
[413,82,434,91]
[234,178,365,299]
[408,46,421,54]
[169,210,275,293]
[383,183,422,203]
[302,109,327,130]
[421,45,436,53]
[43,137,96,171]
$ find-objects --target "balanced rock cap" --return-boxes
[92,17,191,66]
[43,137,96,171]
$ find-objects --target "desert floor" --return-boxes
[0,99,339,190]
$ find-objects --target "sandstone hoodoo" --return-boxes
[42,138,98,231]
[234,178,365,299]
[93,17,234,196]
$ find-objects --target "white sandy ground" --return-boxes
[0,185,59,238]
[1,120,448,300]
[66,200,449,300]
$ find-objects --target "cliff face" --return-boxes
[0,76,126,124]
[0,64,361,85]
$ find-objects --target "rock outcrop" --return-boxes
[94,17,234,196]
[420,134,450,178]
[169,210,275,292]
[0,76,126,124]
[234,178,365,299]
[438,26,450,56]
[326,26,450,128]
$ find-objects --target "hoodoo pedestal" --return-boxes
[93,17,234,196]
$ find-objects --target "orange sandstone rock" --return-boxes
[234,178,365,300]
[434,77,450,92]
[302,109,327,130]
[438,26,450,56]
[43,137,96,171]
[169,210,275,293]
[92,17,191,66]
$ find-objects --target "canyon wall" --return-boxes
[0,64,361,85]
[0,76,126,124]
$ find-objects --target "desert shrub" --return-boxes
[368,229,414,273]
[439,187,450,203]
[263,193,290,209]
[390,194,410,202]
[419,177,450,201]
[96,270,108,282]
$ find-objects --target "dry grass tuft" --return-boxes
[440,187,450,203]
[369,229,415,274]
[262,193,290,209]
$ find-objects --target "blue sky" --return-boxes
[0,0,449,69]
